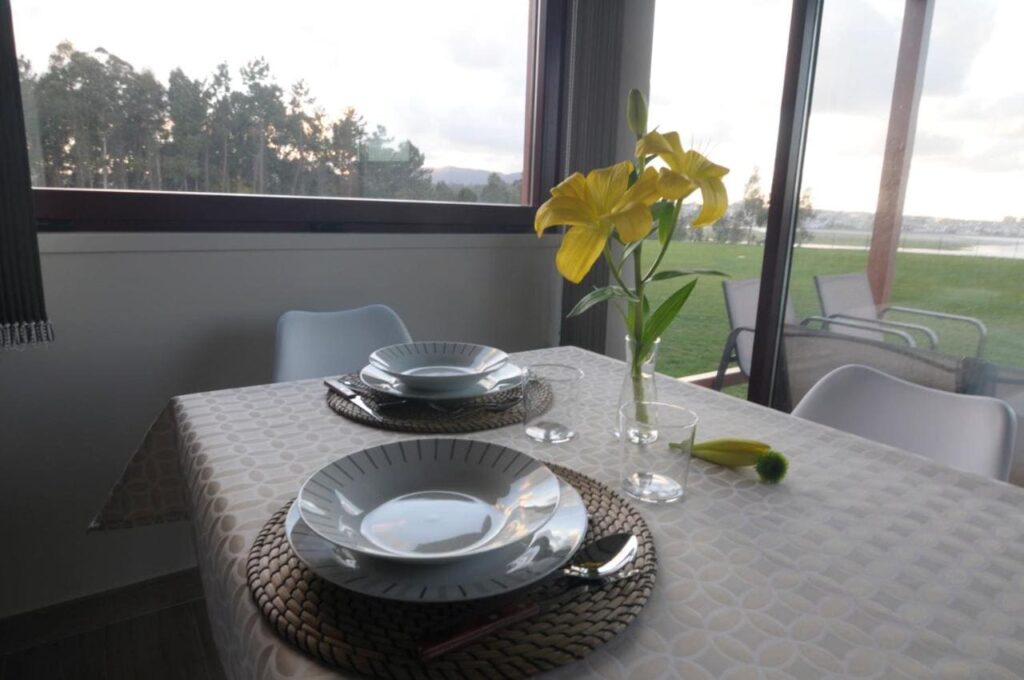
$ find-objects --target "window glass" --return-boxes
[648,0,791,396]
[786,0,1024,424]
[13,1,530,204]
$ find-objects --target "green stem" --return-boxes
[641,201,682,284]
[603,244,631,293]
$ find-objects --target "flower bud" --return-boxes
[626,88,648,138]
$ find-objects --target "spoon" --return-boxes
[420,533,639,661]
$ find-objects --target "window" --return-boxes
[783,0,1024,409]
[11,0,548,229]
[647,0,791,393]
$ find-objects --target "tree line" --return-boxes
[18,42,522,204]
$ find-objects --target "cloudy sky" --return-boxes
[651,0,1023,222]
[12,0,1023,221]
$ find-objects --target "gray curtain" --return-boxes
[558,0,625,352]
[0,0,52,349]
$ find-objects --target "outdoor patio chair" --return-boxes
[712,278,916,391]
[814,272,987,356]
[793,364,1015,481]
[779,324,962,409]
[272,304,412,382]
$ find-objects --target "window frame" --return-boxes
[9,0,568,234]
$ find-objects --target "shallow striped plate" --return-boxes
[368,341,508,391]
[286,476,587,602]
[297,439,561,563]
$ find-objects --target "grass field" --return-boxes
[633,242,1024,384]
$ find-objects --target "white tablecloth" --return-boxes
[95,346,1024,679]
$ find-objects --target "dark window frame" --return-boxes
[7,0,568,234]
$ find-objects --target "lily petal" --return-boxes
[635,131,674,159]
[620,167,661,208]
[550,172,588,201]
[607,202,654,243]
[655,168,697,201]
[692,175,729,227]
[534,195,595,236]
[585,161,632,215]
[556,224,610,283]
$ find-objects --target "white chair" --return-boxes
[272,305,412,382]
[793,364,1015,481]
[814,273,987,356]
[713,279,914,390]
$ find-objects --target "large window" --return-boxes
[12,1,532,210]
[780,0,1024,419]
[648,0,791,394]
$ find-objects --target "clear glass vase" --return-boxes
[615,335,660,440]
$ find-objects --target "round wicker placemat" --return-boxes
[247,464,656,679]
[327,374,552,434]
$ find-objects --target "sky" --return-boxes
[11,0,1023,221]
[650,0,1024,222]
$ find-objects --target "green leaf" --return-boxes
[651,201,676,247]
[650,268,728,281]
[567,286,639,318]
[639,279,698,358]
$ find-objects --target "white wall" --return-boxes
[0,231,561,618]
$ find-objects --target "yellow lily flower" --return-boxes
[535,160,659,283]
[635,131,729,227]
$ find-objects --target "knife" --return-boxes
[419,582,592,661]
[324,379,382,420]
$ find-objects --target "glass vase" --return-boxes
[616,335,660,441]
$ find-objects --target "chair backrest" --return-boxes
[793,364,1015,481]
[722,278,796,375]
[814,273,884,341]
[273,305,412,382]
[782,325,962,408]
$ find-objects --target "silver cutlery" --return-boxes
[420,533,639,661]
[324,379,383,420]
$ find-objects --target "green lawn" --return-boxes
[635,242,1024,383]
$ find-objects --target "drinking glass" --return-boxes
[619,401,697,503]
[523,363,584,443]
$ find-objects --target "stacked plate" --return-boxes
[290,438,588,602]
[360,341,524,402]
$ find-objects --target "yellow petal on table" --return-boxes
[607,201,655,243]
[534,195,596,236]
[555,224,611,284]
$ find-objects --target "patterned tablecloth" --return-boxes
[94,346,1024,679]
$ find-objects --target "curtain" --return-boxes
[557,0,626,352]
[0,0,52,349]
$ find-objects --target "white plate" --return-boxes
[369,341,508,391]
[286,476,587,602]
[298,439,561,563]
[359,362,524,401]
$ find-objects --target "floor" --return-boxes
[0,570,226,680]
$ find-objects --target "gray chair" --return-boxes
[272,305,412,382]
[712,278,915,391]
[793,364,1015,481]
[814,273,987,356]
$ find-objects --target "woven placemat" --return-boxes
[247,464,656,679]
[326,374,553,434]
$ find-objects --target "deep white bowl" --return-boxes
[297,438,561,563]
[368,341,508,392]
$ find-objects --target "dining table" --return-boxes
[93,345,1024,679]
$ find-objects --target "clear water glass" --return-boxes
[523,363,584,444]
[620,401,698,504]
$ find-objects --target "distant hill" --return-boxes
[428,167,522,185]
